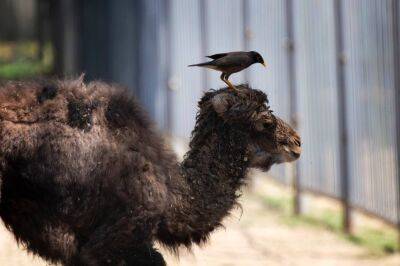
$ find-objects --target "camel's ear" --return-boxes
[211,93,232,115]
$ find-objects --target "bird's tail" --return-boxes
[188,62,212,67]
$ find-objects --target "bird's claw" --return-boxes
[228,84,238,90]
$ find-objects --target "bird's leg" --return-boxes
[225,79,237,90]
[220,73,226,85]
[224,73,237,90]
[220,73,237,90]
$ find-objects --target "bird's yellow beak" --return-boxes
[262,62,266,67]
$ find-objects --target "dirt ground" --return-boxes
[0,177,399,266]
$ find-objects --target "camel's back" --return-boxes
[0,79,172,158]
[0,78,175,217]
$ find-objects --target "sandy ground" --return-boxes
[0,179,399,266]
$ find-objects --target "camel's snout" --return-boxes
[287,134,302,161]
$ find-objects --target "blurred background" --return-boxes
[0,0,399,265]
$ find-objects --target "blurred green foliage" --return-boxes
[0,41,53,79]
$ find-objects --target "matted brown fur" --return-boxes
[0,80,300,265]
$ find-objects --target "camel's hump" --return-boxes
[0,79,151,132]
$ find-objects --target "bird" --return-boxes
[188,51,266,90]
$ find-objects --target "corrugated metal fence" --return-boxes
[155,0,399,227]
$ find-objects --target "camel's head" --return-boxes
[209,85,301,171]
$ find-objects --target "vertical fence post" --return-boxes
[61,0,81,76]
[199,0,208,91]
[242,0,249,83]
[285,0,300,215]
[49,0,63,76]
[334,0,351,234]
[36,0,45,61]
[391,0,400,251]
[164,0,172,134]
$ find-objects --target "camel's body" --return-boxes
[0,79,301,265]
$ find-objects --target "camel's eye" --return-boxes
[255,121,265,131]
[263,122,273,130]
[255,119,274,132]
[254,107,275,131]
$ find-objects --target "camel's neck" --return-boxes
[158,123,250,247]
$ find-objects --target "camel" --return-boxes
[0,78,301,265]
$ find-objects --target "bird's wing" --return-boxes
[214,53,253,68]
[206,53,229,60]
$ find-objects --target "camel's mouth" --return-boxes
[248,144,301,171]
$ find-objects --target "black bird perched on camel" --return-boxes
[189,51,266,90]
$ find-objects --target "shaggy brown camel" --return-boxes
[0,79,301,265]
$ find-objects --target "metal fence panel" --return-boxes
[169,0,204,138]
[246,0,292,184]
[108,0,139,93]
[293,0,342,197]
[341,0,398,224]
[80,0,111,81]
[395,0,400,229]
[136,0,169,130]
